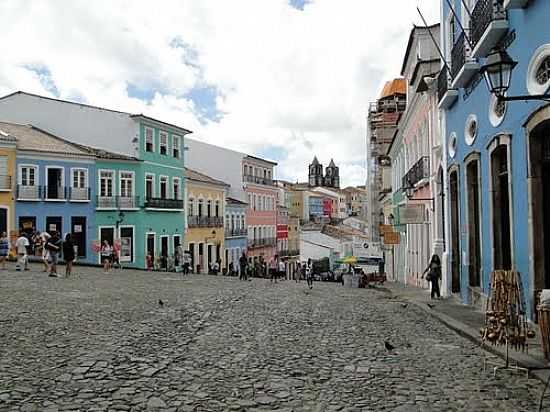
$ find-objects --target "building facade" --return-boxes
[225,197,247,274]
[440,0,550,318]
[243,155,278,263]
[185,168,228,274]
[0,127,16,236]
[0,92,190,268]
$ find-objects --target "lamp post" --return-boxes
[481,49,550,102]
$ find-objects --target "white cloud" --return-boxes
[0,0,439,186]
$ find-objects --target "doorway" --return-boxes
[449,169,461,293]
[0,208,6,235]
[146,233,155,260]
[100,227,114,247]
[198,243,204,273]
[466,159,481,287]
[160,236,169,258]
[491,145,512,270]
[19,216,36,235]
[529,122,550,289]
[71,216,87,258]
[119,226,134,263]
[46,216,62,236]
[188,243,195,272]
[46,167,64,199]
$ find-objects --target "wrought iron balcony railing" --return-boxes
[226,228,248,237]
[44,186,66,200]
[244,174,274,186]
[69,187,90,201]
[188,215,224,228]
[17,185,41,200]
[248,237,277,248]
[402,156,430,190]
[0,175,12,191]
[96,195,141,209]
[471,0,507,51]
[145,197,184,209]
[451,32,467,80]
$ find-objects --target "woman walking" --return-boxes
[423,254,442,299]
[0,231,9,269]
[101,240,113,274]
[306,258,314,290]
[63,233,75,278]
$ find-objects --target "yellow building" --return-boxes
[289,189,308,221]
[0,127,17,236]
[185,168,228,274]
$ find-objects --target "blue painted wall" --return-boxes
[442,0,550,318]
[15,157,96,263]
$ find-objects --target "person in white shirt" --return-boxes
[278,259,286,280]
[40,231,51,272]
[15,232,30,271]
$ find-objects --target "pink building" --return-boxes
[243,155,278,264]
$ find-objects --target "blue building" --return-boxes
[3,122,97,263]
[224,197,248,273]
[439,0,550,318]
[308,193,323,220]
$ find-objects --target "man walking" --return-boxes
[270,255,278,283]
[239,252,248,281]
[15,232,29,271]
[46,231,62,277]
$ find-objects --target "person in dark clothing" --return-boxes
[63,233,75,278]
[423,254,442,299]
[239,252,248,281]
[46,231,62,277]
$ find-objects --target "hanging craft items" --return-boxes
[480,270,534,352]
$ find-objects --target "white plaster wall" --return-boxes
[0,93,139,157]
[300,240,331,262]
[185,138,246,202]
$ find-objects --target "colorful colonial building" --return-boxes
[0,126,16,236]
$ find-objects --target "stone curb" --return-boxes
[404,297,550,384]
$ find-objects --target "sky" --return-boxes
[0,0,439,187]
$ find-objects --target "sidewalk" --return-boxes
[384,280,550,383]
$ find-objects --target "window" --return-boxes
[262,196,266,211]
[72,169,87,189]
[253,194,257,211]
[226,214,230,230]
[248,194,252,208]
[198,199,204,216]
[231,215,235,230]
[244,165,248,176]
[215,200,220,217]
[120,172,134,197]
[100,170,114,197]
[188,198,194,216]
[160,131,168,155]
[20,165,37,186]
[241,215,245,229]
[145,127,154,152]
[173,135,181,158]
[173,178,180,200]
[207,200,212,217]
[160,176,168,199]
[536,56,550,86]
[145,175,154,199]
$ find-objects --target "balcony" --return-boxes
[96,196,141,209]
[69,187,90,201]
[402,156,430,190]
[248,237,277,248]
[44,186,66,201]
[145,197,184,210]
[188,215,224,228]
[503,0,529,9]
[451,32,480,88]
[471,0,508,58]
[226,228,248,237]
[437,66,459,109]
[0,175,11,191]
[17,185,41,200]
[244,174,274,186]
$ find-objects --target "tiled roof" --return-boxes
[379,78,406,99]
[185,167,229,188]
[0,122,93,157]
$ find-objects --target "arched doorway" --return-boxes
[465,154,482,288]
[449,168,461,294]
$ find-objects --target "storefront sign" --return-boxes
[383,231,400,245]
[74,225,82,233]
[22,221,33,229]
[398,205,426,224]
[379,224,392,234]
[49,224,57,231]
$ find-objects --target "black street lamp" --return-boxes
[481,49,550,102]
[402,179,435,212]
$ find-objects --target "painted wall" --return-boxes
[442,0,550,317]
[0,145,16,235]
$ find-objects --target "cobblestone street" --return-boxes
[1,266,548,411]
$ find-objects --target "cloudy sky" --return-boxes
[0,0,439,187]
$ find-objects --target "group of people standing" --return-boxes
[0,230,76,277]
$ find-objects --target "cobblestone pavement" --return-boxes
[1,265,549,411]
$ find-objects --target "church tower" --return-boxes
[325,159,340,188]
[308,156,323,187]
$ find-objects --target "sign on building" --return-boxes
[353,241,370,258]
[398,204,426,224]
[383,231,400,245]
[379,224,392,234]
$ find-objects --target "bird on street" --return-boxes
[427,303,436,309]
[158,299,164,307]
[401,303,408,308]
[384,341,395,351]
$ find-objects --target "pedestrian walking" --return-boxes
[239,252,248,281]
[182,251,191,275]
[278,259,286,281]
[46,231,61,277]
[423,254,442,299]
[101,240,113,274]
[37,231,51,272]
[295,262,301,282]
[15,232,29,271]
[0,231,9,270]
[270,256,278,283]
[306,258,313,289]
[63,233,75,278]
